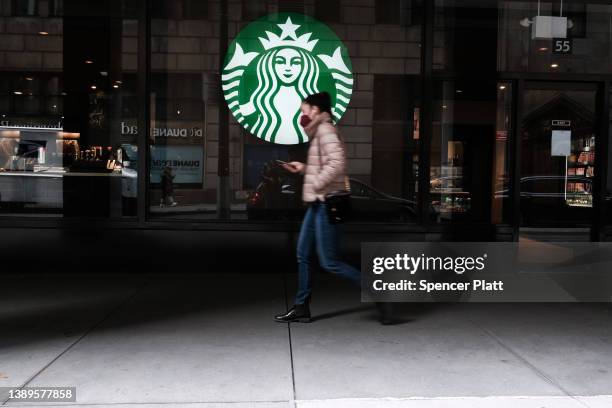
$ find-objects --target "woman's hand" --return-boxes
[282,161,305,174]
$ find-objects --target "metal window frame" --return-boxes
[507,77,610,242]
[137,0,151,227]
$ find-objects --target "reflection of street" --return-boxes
[247,161,417,222]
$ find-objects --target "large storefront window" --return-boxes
[434,0,497,72]
[430,80,511,224]
[148,0,423,222]
[0,0,138,218]
[435,0,612,75]
[371,75,421,222]
[147,2,221,220]
[499,1,612,74]
[520,82,597,228]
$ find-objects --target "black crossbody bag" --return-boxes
[317,136,351,224]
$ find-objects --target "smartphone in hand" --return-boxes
[276,160,304,174]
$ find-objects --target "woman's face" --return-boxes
[274,48,302,84]
[300,102,319,120]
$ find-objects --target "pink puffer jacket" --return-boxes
[301,112,348,203]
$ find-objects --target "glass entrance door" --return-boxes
[519,82,598,239]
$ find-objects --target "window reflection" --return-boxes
[435,1,612,75]
[430,80,510,224]
[0,0,138,218]
[499,1,612,74]
[149,1,423,223]
[520,84,597,227]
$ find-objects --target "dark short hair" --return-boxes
[303,92,332,115]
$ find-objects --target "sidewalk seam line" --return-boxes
[1,278,153,406]
[466,318,590,408]
[283,270,298,408]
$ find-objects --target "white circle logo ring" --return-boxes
[222,13,354,145]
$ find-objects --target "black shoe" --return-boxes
[364,284,395,325]
[375,302,394,325]
[274,304,311,323]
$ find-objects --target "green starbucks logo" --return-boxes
[222,13,353,145]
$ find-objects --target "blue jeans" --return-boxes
[294,201,361,305]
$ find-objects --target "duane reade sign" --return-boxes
[120,122,203,138]
[222,13,354,145]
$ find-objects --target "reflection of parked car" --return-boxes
[349,179,417,221]
[247,161,303,220]
[495,175,595,226]
[247,168,417,221]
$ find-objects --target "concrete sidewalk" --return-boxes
[1,273,611,408]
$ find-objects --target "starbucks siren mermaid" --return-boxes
[222,14,354,145]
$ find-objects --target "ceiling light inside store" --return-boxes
[551,63,559,68]
[85,60,94,64]
[13,91,22,95]
[539,47,548,52]
[25,76,34,81]
[38,31,49,36]
[499,85,506,90]
[113,84,119,89]
[456,90,463,93]
[90,85,97,90]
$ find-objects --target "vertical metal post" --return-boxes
[510,79,524,242]
[217,0,230,219]
[137,0,151,226]
[418,0,434,230]
[592,82,609,242]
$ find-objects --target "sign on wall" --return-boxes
[121,122,204,139]
[222,13,353,145]
[150,146,204,185]
[551,130,571,157]
[553,38,573,55]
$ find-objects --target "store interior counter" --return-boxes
[0,168,128,217]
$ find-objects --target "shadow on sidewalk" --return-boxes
[312,305,372,322]
[311,302,450,325]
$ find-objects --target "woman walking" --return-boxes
[274,92,392,325]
